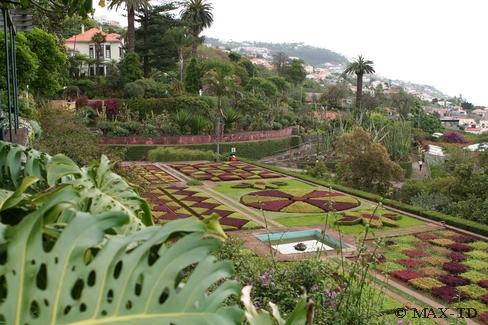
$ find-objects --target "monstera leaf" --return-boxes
[0,202,243,325]
[0,141,51,189]
[46,154,152,231]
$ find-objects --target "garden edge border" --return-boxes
[242,158,488,238]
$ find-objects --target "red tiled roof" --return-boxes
[65,28,122,43]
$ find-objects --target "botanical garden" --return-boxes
[0,0,487,324]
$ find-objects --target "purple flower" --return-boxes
[260,271,270,285]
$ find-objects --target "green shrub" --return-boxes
[457,284,488,299]
[125,96,214,120]
[376,261,404,273]
[408,277,443,290]
[465,250,488,260]
[107,126,130,137]
[123,82,145,98]
[461,271,486,283]
[399,161,413,179]
[118,136,300,161]
[147,147,214,162]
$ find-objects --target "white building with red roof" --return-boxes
[65,27,125,77]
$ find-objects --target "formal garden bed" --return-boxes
[120,162,178,186]
[144,185,259,231]
[214,179,425,234]
[170,161,282,181]
[376,230,488,321]
[240,189,360,212]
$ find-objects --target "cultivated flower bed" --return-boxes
[335,210,404,228]
[121,162,178,185]
[144,185,255,230]
[240,189,359,213]
[377,229,488,318]
[170,162,282,182]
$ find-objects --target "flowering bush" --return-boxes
[457,284,488,299]
[415,241,432,248]
[431,286,465,303]
[442,131,467,144]
[443,262,468,274]
[449,252,467,262]
[439,274,470,287]
[403,249,426,258]
[395,235,419,244]
[88,100,103,111]
[391,270,423,282]
[398,259,423,269]
[429,246,450,255]
[408,277,443,290]
[384,251,408,261]
[105,98,121,120]
[480,312,488,324]
[75,95,89,109]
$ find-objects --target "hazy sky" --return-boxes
[95,1,488,105]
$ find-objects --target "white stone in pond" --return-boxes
[271,240,334,254]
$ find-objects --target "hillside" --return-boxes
[205,37,348,66]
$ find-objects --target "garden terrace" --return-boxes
[376,229,488,317]
[170,161,282,182]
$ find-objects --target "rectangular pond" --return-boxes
[255,229,352,255]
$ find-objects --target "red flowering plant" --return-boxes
[439,274,470,287]
[105,98,121,120]
[479,280,488,288]
[449,243,472,252]
[415,232,437,240]
[391,270,423,282]
[443,262,468,274]
[449,251,467,262]
[398,259,423,269]
[442,131,467,144]
[431,286,466,303]
[450,235,476,243]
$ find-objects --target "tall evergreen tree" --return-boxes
[109,0,149,52]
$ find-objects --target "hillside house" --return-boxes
[65,27,124,77]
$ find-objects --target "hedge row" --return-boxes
[115,136,301,161]
[147,147,214,162]
[244,159,488,237]
[125,96,215,118]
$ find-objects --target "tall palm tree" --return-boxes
[343,55,375,109]
[92,32,106,76]
[109,0,149,52]
[181,0,214,58]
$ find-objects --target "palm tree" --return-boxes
[343,55,375,109]
[181,0,214,58]
[109,0,149,52]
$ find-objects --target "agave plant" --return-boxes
[223,108,241,132]
[189,115,212,135]
[172,110,192,134]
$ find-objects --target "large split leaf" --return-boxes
[0,141,51,189]
[46,154,152,231]
[0,208,243,324]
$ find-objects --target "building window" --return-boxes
[105,44,111,59]
[89,66,95,76]
[119,47,123,58]
[89,45,94,59]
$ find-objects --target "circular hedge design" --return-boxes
[240,189,359,213]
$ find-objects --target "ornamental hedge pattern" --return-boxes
[240,189,360,213]
[143,185,254,230]
[377,229,488,310]
[121,162,178,186]
[171,162,282,182]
